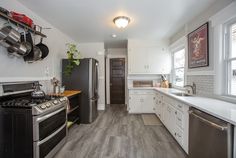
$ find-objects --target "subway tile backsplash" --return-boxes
[187,75,214,97]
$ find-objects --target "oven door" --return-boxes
[33,106,67,158]
[33,106,67,141]
[34,124,67,158]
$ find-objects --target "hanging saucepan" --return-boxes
[0,28,9,48]
[20,30,32,55]
[7,30,32,57]
[0,25,20,45]
[7,42,28,57]
[35,26,49,59]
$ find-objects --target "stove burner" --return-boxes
[0,95,64,108]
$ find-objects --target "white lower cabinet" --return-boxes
[128,90,155,113]
[155,91,189,154]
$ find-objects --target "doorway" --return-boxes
[110,58,125,104]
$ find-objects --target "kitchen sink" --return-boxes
[171,92,192,97]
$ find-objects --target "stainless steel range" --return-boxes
[0,82,68,158]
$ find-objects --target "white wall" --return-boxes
[0,0,75,87]
[169,0,233,74]
[106,48,127,104]
[77,43,105,110]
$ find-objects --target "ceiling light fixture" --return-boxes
[113,16,130,28]
[111,34,117,38]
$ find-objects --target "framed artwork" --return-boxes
[188,22,209,68]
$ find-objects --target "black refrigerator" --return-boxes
[62,58,99,124]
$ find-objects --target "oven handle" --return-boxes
[37,107,65,123]
[37,123,66,146]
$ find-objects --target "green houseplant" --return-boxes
[64,43,82,76]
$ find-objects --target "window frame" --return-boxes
[224,19,236,97]
[172,47,186,88]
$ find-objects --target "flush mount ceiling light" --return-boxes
[113,16,130,28]
[111,34,117,38]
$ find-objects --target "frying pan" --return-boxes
[36,27,49,59]
[36,37,49,59]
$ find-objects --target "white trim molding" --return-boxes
[210,1,236,96]
[98,104,105,110]
[186,71,215,76]
[210,2,236,27]
[169,36,187,52]
[105,53,128,105]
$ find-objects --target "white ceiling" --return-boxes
[18,0,219,46]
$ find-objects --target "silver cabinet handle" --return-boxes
[189,110,228,131]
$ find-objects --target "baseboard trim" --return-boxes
[98,104,105,110]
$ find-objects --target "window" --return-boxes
[226,22,236,96]
[173,48,185,87]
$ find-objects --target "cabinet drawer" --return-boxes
[163,96,174,105]
[175,110,184,129]
[129,90,155,95]
[175,102,184,112]
[175,127,183,146]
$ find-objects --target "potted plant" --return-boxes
[64,43,82,76]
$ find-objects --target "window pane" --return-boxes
[229,60,236,95]
[174,68,184,87]
[231,23,236,58]
[174,49,185,68]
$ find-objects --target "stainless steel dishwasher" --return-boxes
[189,107,234,158]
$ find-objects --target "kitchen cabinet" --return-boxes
[154,92,161,117]
[128,90,155,113]
[128,47,147,74]
[155,92,189,154]
[164,103,176,136]
[128,46,171,74]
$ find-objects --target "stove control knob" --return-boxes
[40,104,47,110]
[53,100,59,105]
[60,97,66,102]
[46,103,51,108]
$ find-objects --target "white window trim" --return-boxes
[224,21,236,96]
[170,37,187,89]
[211,1,236,103]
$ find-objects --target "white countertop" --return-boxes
[128,87,156,90]
[154,88,236,125]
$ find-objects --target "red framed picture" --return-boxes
[188,22,209,68]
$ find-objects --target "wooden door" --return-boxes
[110,58,125,104]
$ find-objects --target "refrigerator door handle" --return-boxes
[91,97,98,101]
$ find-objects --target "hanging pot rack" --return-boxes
[0,12,47,38]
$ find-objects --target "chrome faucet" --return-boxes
[184,82,196,95]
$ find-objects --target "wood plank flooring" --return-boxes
[54,105,187,158]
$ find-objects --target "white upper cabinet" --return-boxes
[128,39,171,74]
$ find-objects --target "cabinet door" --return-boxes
[165,104,176,135]
[128,95,142,113]
[148,47,171,74]
[154,94,159,116]
[155,95,162,118]
[141,94,155,113]
[161,102,167,124]
[128,47,148,74]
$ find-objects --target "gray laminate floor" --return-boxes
[54,104,187,158]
